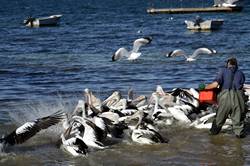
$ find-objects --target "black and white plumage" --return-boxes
[125,110,168,144]
[131,121,168,144]
[171,88,199,108]
[61,126,88,157]
[189,112,216,129]
[67,116,107,150]
[151,93,172,120]
[0,110,65,152]
[112,36,152,61]
[166,47,216,62]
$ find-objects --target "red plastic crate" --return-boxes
[199,90,217,104]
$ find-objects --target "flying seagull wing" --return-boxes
[189,47,216,59]
[166,49,187,59]
[112,48,129,61]
[132,37,152,53]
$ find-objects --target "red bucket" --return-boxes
[199,90,217,104]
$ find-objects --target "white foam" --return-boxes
[8,96,77,137]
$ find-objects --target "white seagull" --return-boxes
[0,110,65,152]
[112,36,152,61]
[166,47,216,62]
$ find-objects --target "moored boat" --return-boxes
[185,16,224,31]
[24,15,62,27]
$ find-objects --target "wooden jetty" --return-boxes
[147,7,243,14]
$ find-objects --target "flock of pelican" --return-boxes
[112,36,217,61]
[1,85,250,157]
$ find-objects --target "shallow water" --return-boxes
[0,0,250,165]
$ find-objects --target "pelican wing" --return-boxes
[166,49,187,59]
[132,95,147,108]
[199,112,216,123]
[168,107,191,123]
[132,129,154,144]
[4,110,64,145]
[61,135,88,156]
[83,120,105,149]
[99,112,120,124]
[189,47,216,59]
[148,128,168,143]
[133,129,166,144]
[132,37,152,53]
[74,137,88,155]
[102,91,121,107]
[112,48,129,61]
[189,113,216,128]
[85,120,106,142]
[71,116,105,149]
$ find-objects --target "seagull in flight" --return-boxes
[112,36,152,61]
[166,47,216,62]
[0,110,64,152]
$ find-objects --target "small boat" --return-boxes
[24,15,62,27]
[213,0,244,8]
[184,16,224,31]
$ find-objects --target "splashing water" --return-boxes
[8,95,79,137]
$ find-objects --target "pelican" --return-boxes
[166,47,216,62]
[61,126,88,157]
[119,99,138,116]
[168,106,191,124]
[112,37,152,61]
[99,112,120,124]
[131,95,147,108]
[171,88,199,108]
[152,85,176,107]
[66,116,106,150]
[102,91,121,108]
[190,113,216,129]
[131,116,168,144]
[173,105,194,116]
[190,113,232,129]
[187,88,199,100]
[151,93,172,120]
[156,85,166,96]
[72,100,87,117]
[84,88,102,111]
[0,110,64,152]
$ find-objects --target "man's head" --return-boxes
[226,57,238,68]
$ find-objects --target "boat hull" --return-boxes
[24,15,62,27]
[185,19,224,30]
